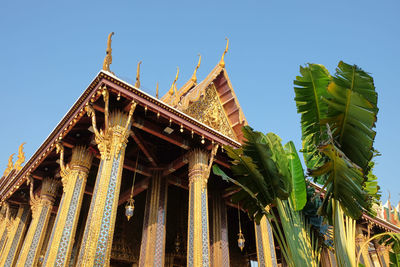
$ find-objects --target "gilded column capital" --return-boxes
[188,145,218,187]
[28,177,60,218]
[56,143,93,191]
[86,87,137,160]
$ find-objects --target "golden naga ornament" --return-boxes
[3,153,14,177]
[14,142,26,171]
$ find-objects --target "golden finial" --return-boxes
[3,154,14,177]
[156,82,159,99]
[191,54,201,83]
[135,61,142,88]
[102,32,115,74]
[168,67,179,95]
[14,142,26,171]
[219,38,229,68]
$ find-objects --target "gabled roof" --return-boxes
[161,63,247,142]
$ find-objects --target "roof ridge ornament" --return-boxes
[168,67,179,96]
[102,32,115,75]
[191,54,201,83]
[14,142,26,171]
[135,61,142,88]
[156,82,159,99]
[3,154,14,177]
[219,38,229,68]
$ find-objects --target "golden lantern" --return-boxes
[125,152,139,221]
[125,197,135,221]
[237,204,245,251]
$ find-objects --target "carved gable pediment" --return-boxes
[183,84,237,141]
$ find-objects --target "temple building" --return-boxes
[0,33,398,267]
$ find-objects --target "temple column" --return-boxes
[0,203,11,255]
[355,226,372,267]
[0,205,30,267]
[138,171,168,267]
[187,149,213,267]
[374,240,390,267]
[42,145,93,267]
[16,177,60,266]
[210,193,229,267]
[254,215,278,267]
[76,94,137,266]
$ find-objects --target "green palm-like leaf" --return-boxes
[325,62,378,171]
[309,143,368,219]
[241,126,291,199]
[284,141,307,211]
[294,64,331,169]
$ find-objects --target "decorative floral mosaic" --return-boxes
[201,189,209,267]
[54,177,84,266]
[255,223,265,266]
[42,193,65,266]
[93,153,121,266]
[153,178,167,267]
[4,206,30,267]
[187,186,194,266]
[24,205,49,267]
[77,161,103,264]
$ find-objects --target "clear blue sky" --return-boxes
[1,1,399,204]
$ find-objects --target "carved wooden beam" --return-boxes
[93,104,190,150]
[167,176,188,190]
[163,153,189,176]
[130,130,157,167]
[118,177,150,205]
[132,117,190,150]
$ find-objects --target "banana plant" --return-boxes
[294,61,381,266]
[213,126,318,266]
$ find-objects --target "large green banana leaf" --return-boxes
[284,141,307,211]
[294,64,331,170]
[325,61,378,171]
[309,143,368,219]
[240,126,291,200]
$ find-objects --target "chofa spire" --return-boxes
[102,32,115,74]
[168,67,179,96]
[219,38,229,68]
[191,54,201,83]
[135,61,142,88]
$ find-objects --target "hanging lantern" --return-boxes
[125,196,135,221]
[125,151,139,221]
[237,204,245,251]
[237,230,245,251]
[174,233,181,253]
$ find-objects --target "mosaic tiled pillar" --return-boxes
[355,226,373,267]
[0,203,11,255]
[254,215,278,267]
[138,171,168,267]
[210,193,229,267]
[374,240,390,267]
[16,178,60,267]
[0,205,30,267]
[76,106,136,267]
[43,146,93,267]
[187,149,211,267]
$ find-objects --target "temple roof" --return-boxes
[161,63,247,142]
